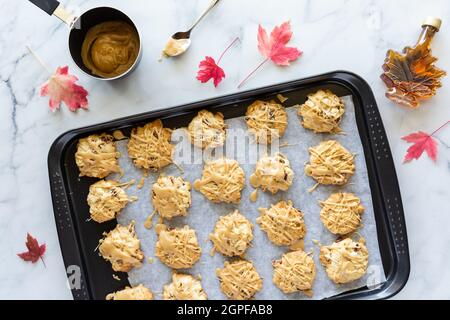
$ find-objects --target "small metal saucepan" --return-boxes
[29,0,142,80]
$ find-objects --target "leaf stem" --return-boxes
[26,46,51,74]
[217,37,240,65]
[237,58,269,89]
[40,256,47,268]
[430,120,450,137]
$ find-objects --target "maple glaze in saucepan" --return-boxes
[28,1,142,80]
[69,7,142,81]
[81,21,140,79]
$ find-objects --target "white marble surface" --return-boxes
[0,0,449,300]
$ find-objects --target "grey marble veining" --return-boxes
[0,0,449,299]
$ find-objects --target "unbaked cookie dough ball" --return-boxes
[152,176,191,219]
[155,225,202,269]
[298,89,345,134]
[216,260,263,300]
[127,119,174,171]
[319,237,369,284]
[194,158,245,204]
[75,133,121,178]
[99,222,144,272]
[209,210,253,257]
[320,193,364,235]
[272,250,316,296]
[257,200,306,246]
[188,110,227,149]
[163,273,207,300]
[304,140,355,186]
[245,100,288,144]
[106,284,153,300]
[87,180,130,223]
[249,153,294,194]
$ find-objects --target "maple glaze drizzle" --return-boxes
[250,189,258,202]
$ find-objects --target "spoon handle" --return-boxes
[188,0,221,33]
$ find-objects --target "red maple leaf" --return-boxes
[257,21,302,66]
[402,131,438,163]
[238,21,302,88]
[17,233,46,266]
[197,56,225,87]
[197,38,239,88]
[40,66,88,112]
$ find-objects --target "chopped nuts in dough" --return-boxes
[163,273,207,300]
[194,158,245,204]
[257,200,306,246]
[304,140,355,186]
[272,250,316,296]
[75,133,121,178]
[155,225,201,269]
[87,180,130,223]
[319,237,369,284]
[216,260,262,300]
[298,89,345,133]
[106,284,153,300]
[188,110,227,149]
[127,119,174,171]
[152,176,191,219]
[249,153,294,194]
[320,193,364,235]
[245,100,288,144]
[99,222,144,272]
[209,210,253,257]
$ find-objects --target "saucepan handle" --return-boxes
[29,0,76,25]
[29,0,60,16]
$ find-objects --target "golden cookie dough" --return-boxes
[87,180,130,223]
[245,100,288,144]
[127,119,174,171]
[193,158,245,204]
[320,193,364,235]
[216,260,263,300]
[298,89,345,133]
[152,176,191,219]
[209,210,253,257]
[319,237,369,284]
[188,110,227,149]
[75,133,121,178]
[257,200,306,246]
[249,153,294,194]
[272,250,316,296]
[155,225,201,269]
[106,284,153,300]
[304,140,355,186]
[99,222,144,272]
[163,273,207,300]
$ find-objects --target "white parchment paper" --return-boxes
[114,96,386,300]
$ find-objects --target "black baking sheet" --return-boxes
[48,71,410,300]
